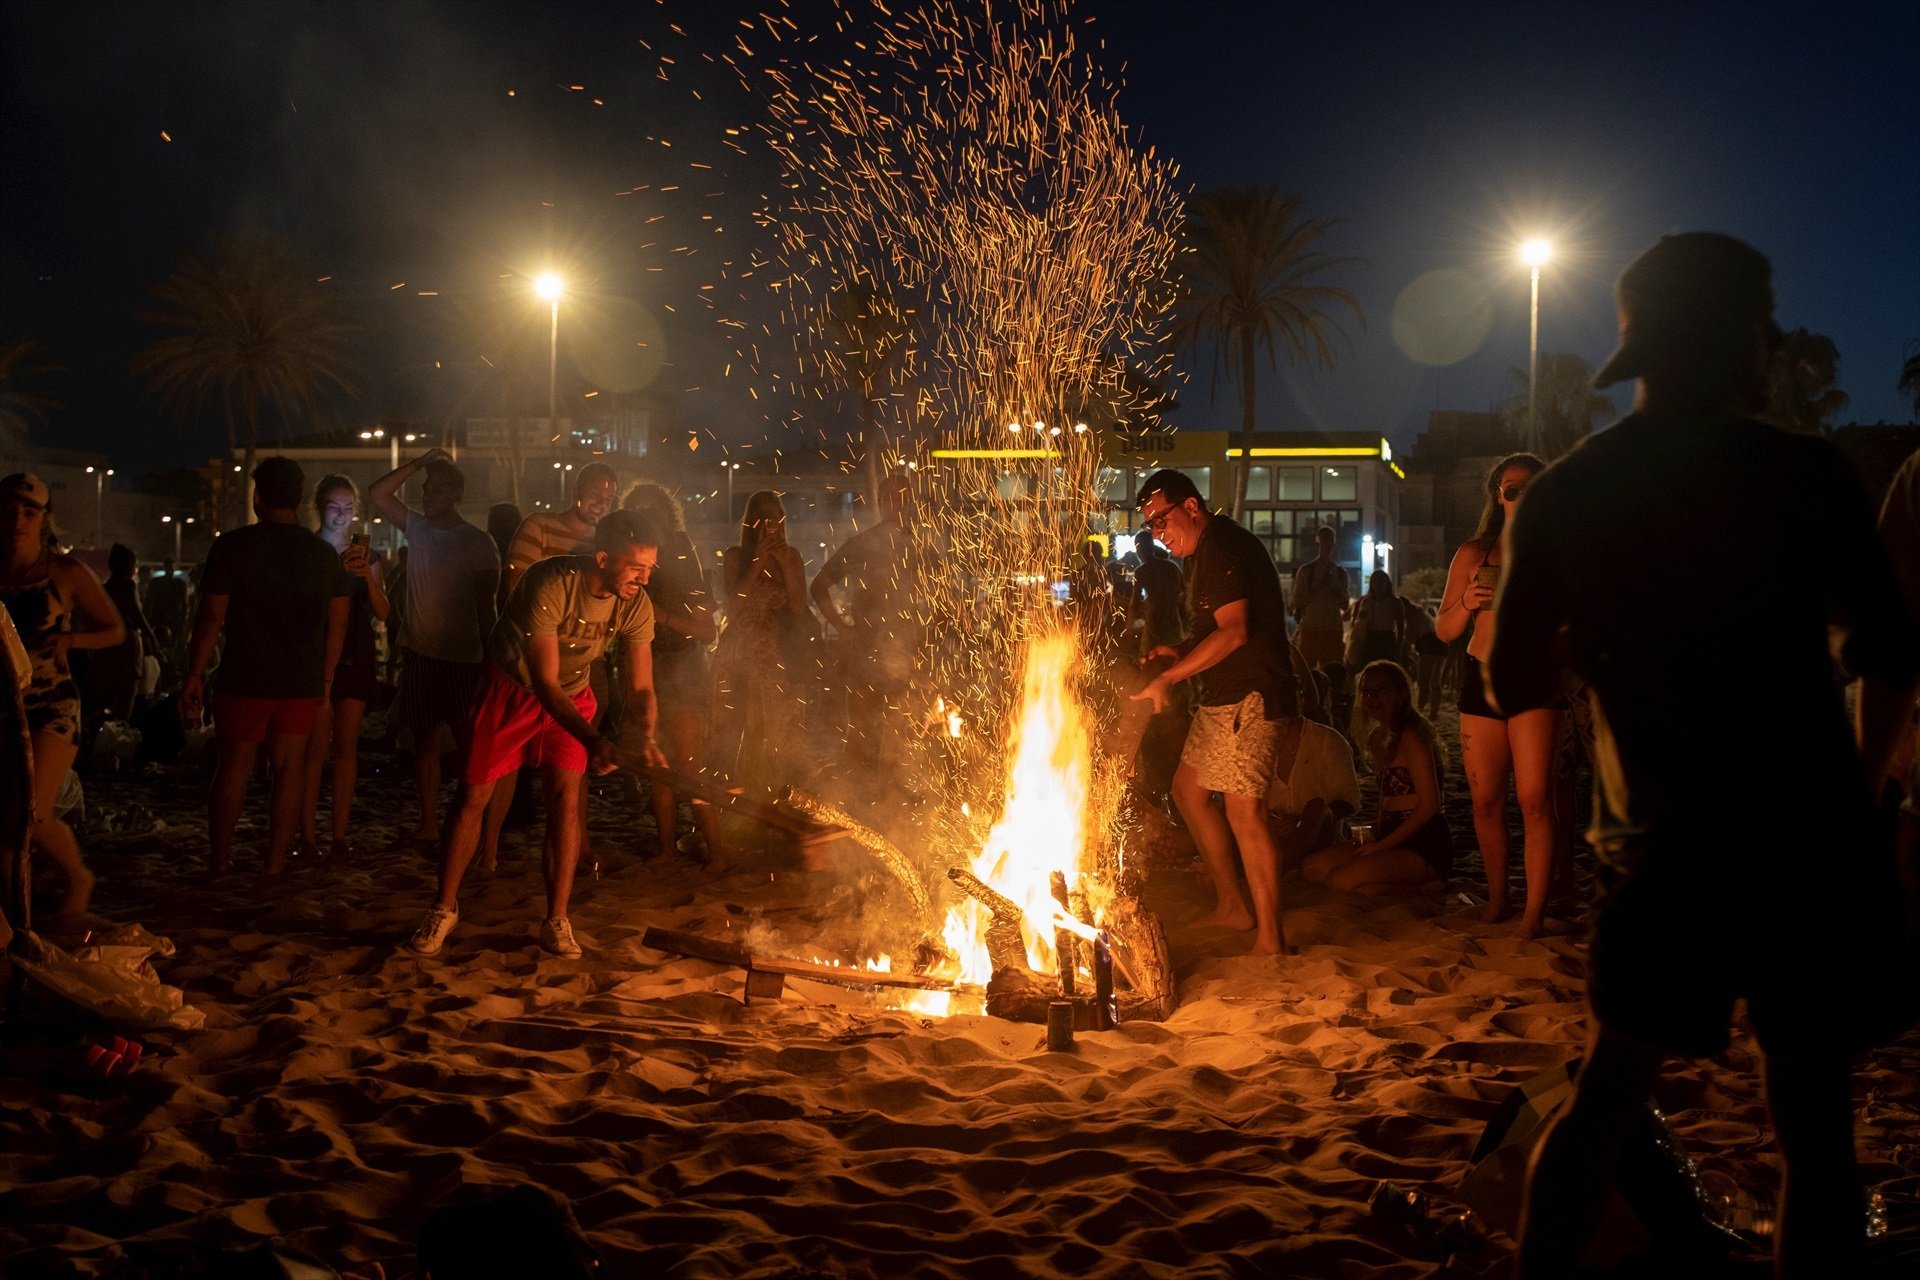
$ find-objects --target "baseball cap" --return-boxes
[1592,232,1776,389]
[0,473,51,509]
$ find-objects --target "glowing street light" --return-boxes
[161,513,195,562]
[535,272,565,480]
[553,460,574,505]
[1520,239,1553,455]
[84,464,114,546]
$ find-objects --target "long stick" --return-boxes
[641,927,976,994]
[780,786,934,926]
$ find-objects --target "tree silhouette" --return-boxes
[1500,352,1616,459]
[1170,187,1363,519]
[1764,327,1847,434]
[0,337,62,467]
[134,238,354,526]
[1898,348,1920,419]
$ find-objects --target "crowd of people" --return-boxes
[2,230,1917,1273]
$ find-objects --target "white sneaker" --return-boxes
[408,905,458,956]
[540,916,583,959]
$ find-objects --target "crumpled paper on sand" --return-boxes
[11,922,205,1030]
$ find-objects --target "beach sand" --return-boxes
[4,720,1918,1278]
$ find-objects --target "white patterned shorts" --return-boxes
[1181,691,1280,797]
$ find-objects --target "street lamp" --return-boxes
[722,461,739,523]
[85,464,114,545]
[1520,238,1553,455]
[553,460,573,506]
[535,273,564,473]
[161,514,195,563]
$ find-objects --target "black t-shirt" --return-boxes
[1183,514,1296,713]
[201,522,352,699]
[1499,413,1920,847]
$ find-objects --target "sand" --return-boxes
[4,725,1918,1279]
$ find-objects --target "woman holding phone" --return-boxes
[1436,452,1559,936]
[300,475,388,859]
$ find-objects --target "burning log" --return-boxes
[944,867,1030,976]
[640,927,980,1005]
[780,786,935,930]
[980,894,1176,1026]
[622,759,844,848]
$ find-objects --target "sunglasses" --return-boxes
[1500,483,1527,502]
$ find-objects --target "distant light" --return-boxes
[358,431,373,440]
[1006,423,1021,434]
[534,272,564,302]
[1520,238,1553,268]
[1048,425,1062,437]
[185,517,195,524]
[85,466,96,474]
[1073,422,1088,434]
[1032,421,1047,433]
[233,466,241,473]
[161,515,172,523]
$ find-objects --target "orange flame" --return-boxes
[942,629,1090,985]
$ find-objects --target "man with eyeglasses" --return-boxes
[1491,233,1920,1278]
[1131,469,1302,956]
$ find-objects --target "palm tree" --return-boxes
[1500,352,1616,459]
[135,238,354,526]
[0,337,62,467]
[1764,328,1847,434]
[1897,347,1920,419]
[1170,187,1363,519]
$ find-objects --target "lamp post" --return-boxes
[722,461,739,524]
[85,464,114,545]
[1520,238,1553,456]
[161,514,195,563]
[553,460,573,507]
[535,272,564,471]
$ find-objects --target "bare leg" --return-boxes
[1516,1023,1664,1279]
[1171,763,1253,930]
[433,777,500,910]
[209,736,261,873]
[299,700,333,855]
[649,780,679,859]
[1323,846,1441,894]
[478,768,515,871]
[1224,792,1289,955]
[1765,1050,1865,1277]
[1460,713,1514,922]
[1508,708,1562,938]
[328,699,366,854]
[542,767,585,919]
[28,734,93,916]
[408,725,442,843]
[263,731,309,876]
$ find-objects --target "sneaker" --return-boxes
[540,916,583,959]
[408,905,458,956]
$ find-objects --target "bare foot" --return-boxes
[295,836,320,861]
[1479,898,1511,925]
[1248,935,1295,957]
[478,850,498,874]
[329,838,352,860]
[1517,913,1548,940]
[1201,905,1256,931]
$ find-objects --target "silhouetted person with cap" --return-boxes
[1494,233,1920,1277]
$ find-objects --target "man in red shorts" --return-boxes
[182,456,350,876]
[408,510,670,959]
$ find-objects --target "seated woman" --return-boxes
[1302,659,1453,894]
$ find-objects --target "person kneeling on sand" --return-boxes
[1265,707,1361,869]
[408,511,670,960]
[1302,661,1453,895]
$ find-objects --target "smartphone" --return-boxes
[1474,565,1500,591]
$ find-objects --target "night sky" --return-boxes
[4,0,1916,479]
